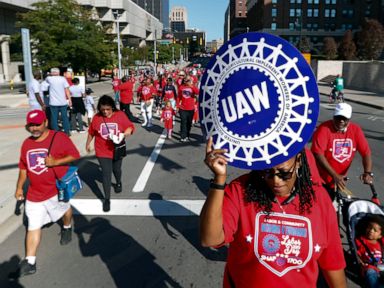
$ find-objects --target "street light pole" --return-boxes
[172,46,175,64]
[154,30,157,73]
[113,10,122,79]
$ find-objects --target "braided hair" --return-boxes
[245,151,316,215]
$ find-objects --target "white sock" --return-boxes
[63,225,72,229]
[26,256,36,265]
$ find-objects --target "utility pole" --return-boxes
[172,46,175,64]
[113,10,122,79]
[154,30,157,73]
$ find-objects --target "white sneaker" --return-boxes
[141,122,147,127]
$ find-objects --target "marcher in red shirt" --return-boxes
[118,75,139,123]
[200,138,347,288]
[138,77,157,128]
[112,75,122,104]
[160,100,176,139]
[311,103,373,198]
[86,95,134,212]
[177,76,199,142]
[15,110,80,277]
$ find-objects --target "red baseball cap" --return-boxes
[26,110,46,125]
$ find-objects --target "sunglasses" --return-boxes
[334,115,349,121]
[261,158,297,181]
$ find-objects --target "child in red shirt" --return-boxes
[355,215,384,288]
[160,101,176,139]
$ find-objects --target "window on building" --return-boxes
[314,0,319,3]
[290,9,295,17]
[331,9,336,17]
[271,23,277,30]
[348,9,354,18]
[297,0,302,3]
[308,0,313,3]
[325,0,330,4]
[331,0,337,3]
[272,0,277,3]
[307,9,313,17]
[296,9,302,17]
[272,8,277,17]
[289,23,295,30]
[314,9,319,17]
[307,23,312,30]
[324,23,330,31]
[312,36,318,43]
[330,24,336,31]
[290,0,295,3]
[313,23,319,30]
[239,11,242,16]
[324,9,330,17]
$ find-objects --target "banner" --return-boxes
[199,33,319,170]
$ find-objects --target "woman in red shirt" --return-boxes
[138,77,157,128]
[177,76,199,142]
[86,95,134,212]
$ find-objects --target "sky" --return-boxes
[169,0,228,41]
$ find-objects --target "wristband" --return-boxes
[209,179,226,190]
[364,172,374,177]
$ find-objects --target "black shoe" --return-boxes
[114,183,122,193]
[60,227,72,245]
[103,199,110,212]
[18,259,36,277]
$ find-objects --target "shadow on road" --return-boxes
[149,193,227,262]
[0,255,24,288]
[74,215,182,288]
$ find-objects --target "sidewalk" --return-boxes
[317,83,384,110]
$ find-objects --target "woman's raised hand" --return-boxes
[204,137,229,178]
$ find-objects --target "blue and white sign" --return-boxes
[199,33,319,170]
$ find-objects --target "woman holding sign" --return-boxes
[200,138,347,288]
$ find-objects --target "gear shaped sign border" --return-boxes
[199,32,319,170]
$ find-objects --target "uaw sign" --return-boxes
[199,32,319,169]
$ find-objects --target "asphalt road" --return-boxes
[0,93,383,288]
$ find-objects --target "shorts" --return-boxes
[25,195,71,231]
[87,109,94,119]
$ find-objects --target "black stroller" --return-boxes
[338,184,384,286]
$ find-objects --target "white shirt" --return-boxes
[84,95,94,110]
[28,79,41,109]
[69,85,85,98]
[46,75,69,106]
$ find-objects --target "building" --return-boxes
[206,38,224,54]
[229,0,248,39]
[173,30,206,57]
[247,0,384,53]
[0,0,163,82]
[131,0,169,29]
[170,6,188,32]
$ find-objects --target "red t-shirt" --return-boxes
[89,111,135,158]
[221,173,345,288]
[177,85,199,111]
[163,85,177,102]
[140,85,157,101]
[118,81,134,104]
[112,79,122,92]
[311,120,371,187]
[19,130,80,202]
[161,107,176,129]
[356,236,383,272]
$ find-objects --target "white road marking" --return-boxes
[132,129,167,193]
[70,199,204,216]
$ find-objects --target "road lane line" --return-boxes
[70,199,205,216]
[132,129,167,193]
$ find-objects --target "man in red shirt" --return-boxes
[311,103,373,197]
[15,110,80,277]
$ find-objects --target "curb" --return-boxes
[319,92,384,110]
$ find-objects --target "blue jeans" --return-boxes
[50,105,70,135]
[365,268,383,288]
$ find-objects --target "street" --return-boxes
[0,82,383,287]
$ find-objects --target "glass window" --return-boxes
[331,9,336,17]
[325,9,330,17]
[314,9,319,17]
[348,9,354,17]
[325,0,330,4]
[324,23,330,31]
[297,0,302,3]
[272,8,277,17]
[307,23,312,30]
[308,0,313,3]
[313,23,319,30]
[289,23,295,30]
[307,9,313,17]
[271,23,277,30]
[331,0,337,3]
[290,9,295,17]
[314,0,319,3]
[341,24,346,30]
[272,0,277,3]
[330,24,336,31]
[296,9,302,17]
[290,0,295,3]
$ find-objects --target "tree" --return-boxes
[16,0,113,73]
[323,37,338,60]
[338,30,357,60]
[356,19,384,60]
